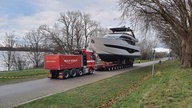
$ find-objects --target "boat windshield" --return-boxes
[104,33,136,45]
[104,34,121,39]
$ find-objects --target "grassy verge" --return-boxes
[17,60,192,108]
[134,58,162,63]
[134,59,152,63]
[0,69,47,86]
[110,60,192,108]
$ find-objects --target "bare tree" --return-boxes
[58,11,80,52]
[82,13,100,48]
[138,36,158,60]
[39,24,67,53]
[59,11,100,50]
[119,0,192,67]
[155,52,168,58]
[12,53,27,70]
[24,27,46,68]
[2,32,16,71]
[41,11,100,54]
[97,27,110,37]
[74,20,84,49]
[157,25,181,58]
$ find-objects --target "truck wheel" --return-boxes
[70,69,77,77]
[89,68,94,74]
[77,69,83,76]
[63,70,69,79]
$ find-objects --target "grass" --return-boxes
[134,58,162,63]
[134,59,152,63]
[17,60,192,108]
[110,60,192,108]
[0,69,48,85]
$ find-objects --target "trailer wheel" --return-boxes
[114,67,116,70]
[63,70,69,79]
[77,69,83,76]
[111,67,113,71]
[108,67,111,71]
[130,63,133,67]
[70,69,77,77]
[89,68,94,74]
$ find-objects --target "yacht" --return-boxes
[89,27,140,62]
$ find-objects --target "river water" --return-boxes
[0,51,44,71]
[0,63,5,71]
[0,52,6,71]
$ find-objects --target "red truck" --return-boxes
[44,49,95,79]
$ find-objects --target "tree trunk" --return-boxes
[181,40,186,65]
[182,37,192,68]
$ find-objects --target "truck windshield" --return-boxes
[90,54,96,60]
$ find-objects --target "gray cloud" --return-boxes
[0,0,122,41]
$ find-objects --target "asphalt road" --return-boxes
[0,61,159,108]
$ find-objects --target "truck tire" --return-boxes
[89,68,94,74]
[77,69,83,76]
[63,70,69,79]
[70,69,77,77]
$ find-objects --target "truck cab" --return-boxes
[75,49,96,73]
[44,49,96,79]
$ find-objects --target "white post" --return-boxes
[168,49,171,60]
[152,50,155,77]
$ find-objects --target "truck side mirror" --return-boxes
[91,54,96,60]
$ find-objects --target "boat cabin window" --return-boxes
[104,34,136,45]
[120,36,135,45]
[120,36,132,40]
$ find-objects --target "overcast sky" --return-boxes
[0,0,168,51]
[0,0,123,40]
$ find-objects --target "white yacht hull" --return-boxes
[90,37,141,61]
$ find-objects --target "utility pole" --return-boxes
[152,50,155,77]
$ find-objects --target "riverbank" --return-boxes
[0,69,47,86]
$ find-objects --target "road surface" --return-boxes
[0,61,159,108]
